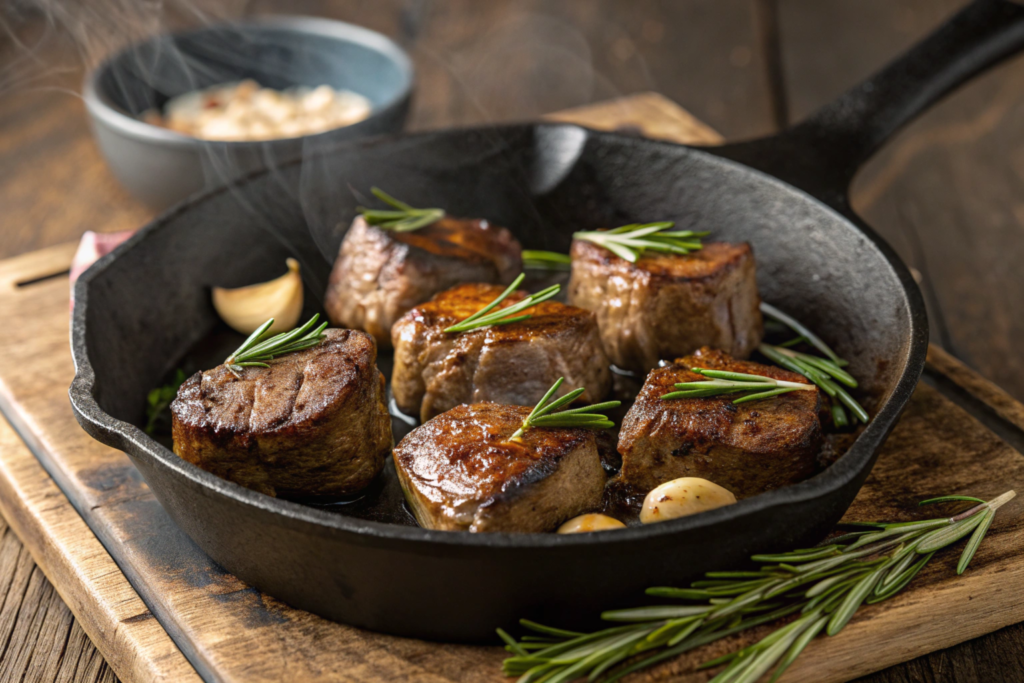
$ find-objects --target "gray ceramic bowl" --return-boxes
[83,16,413,210]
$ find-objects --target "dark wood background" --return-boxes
[1,0,1023,680]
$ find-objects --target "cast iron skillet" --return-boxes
[70,0,1024,643]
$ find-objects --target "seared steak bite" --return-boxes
[391,282,612,423]
[171,329,392,498]
[617,347,824,497]
[568,240,763,373]
[324,215,522,347]
[393,403,606,532]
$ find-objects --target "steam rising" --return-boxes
[2,2,657,305]
[1,0,251,95]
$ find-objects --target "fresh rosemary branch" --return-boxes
[522,250,572,271]
[144,368,186,434]
[509,378,621,441]
[661,368,816,404]
[500,491,1016,683]
[357,187,444,232]
[574,222,709,263]
[444,274,561,334]
[224,314,328,375]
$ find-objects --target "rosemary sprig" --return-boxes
[357,187,444,232]
[522,250,572,271]
[500,491,1016,683]
[661,368,817,404]
[144,368,186,434]
[574,222,709,263]
[759,344,869,425]
[759,301,868,425]
[509,377,621,440]
[224,314,328,375]
[443,274,561,334]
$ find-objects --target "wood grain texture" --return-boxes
[0,472,119,683]
[0,93,1022,683]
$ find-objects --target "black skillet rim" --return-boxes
[68,122,929,550]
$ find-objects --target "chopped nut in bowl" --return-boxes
[84,16,413,209]
[142,79,374,141]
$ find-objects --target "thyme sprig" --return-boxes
[661,368,817,404]
[357,187,444,232]
[574,222,709,263]
[224,314,328,376]
[509,378,621,441]
[444,274,561,334]
[500,491,1015,683]
[522,250,572,270]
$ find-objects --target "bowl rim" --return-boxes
[68,123,926,551]
[81,14,415,148]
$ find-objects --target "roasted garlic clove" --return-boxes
[213,258,303,335]
[640,477,737,524]
[557,513,626,534]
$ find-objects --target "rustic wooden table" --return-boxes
[1,1,1023,681]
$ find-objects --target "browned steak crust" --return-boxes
[617,347,824,497]
[393,403,606,532]
[170,329,393,498]
[391,282,612,422]
[324,215,522,347]
[568,240,763,372]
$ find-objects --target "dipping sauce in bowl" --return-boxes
[142,79,373,141]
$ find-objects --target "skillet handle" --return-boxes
[712,0,1024,208]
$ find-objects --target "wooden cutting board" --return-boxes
[0,93,1023,683]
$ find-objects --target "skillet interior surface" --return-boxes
[70,123,924,641]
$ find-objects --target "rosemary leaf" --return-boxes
[915,512,987,553]
[224,315,328,375]
[958,508,995,574]
[523,250,572,270]
[919,494,987,506]
[601,606,712,622]
[509,378,620,440]
[766,614,829,683]
[573,222,709,263]
[825,567,884,635]
[443,274,561,334]
[358,187,444,232]
[661,368,815,403]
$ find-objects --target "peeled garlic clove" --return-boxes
[557,513,626,534]
[640,477,737,524]
[213,258,303,335]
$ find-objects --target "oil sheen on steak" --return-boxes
[391,282,612,423]
[568,240,763,372]
[324,215,522,347]
[617,347,824,498]
[393,403,606,532]
[170,329,392,498]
